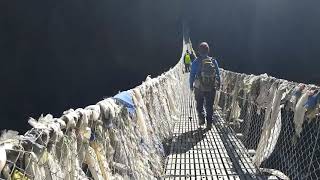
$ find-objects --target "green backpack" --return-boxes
[199,58,217,91]
[184,53,191,64]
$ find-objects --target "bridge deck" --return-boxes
[164,92,271,180]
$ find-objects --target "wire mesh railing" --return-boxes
[217,69,320,179]
[0,61,186,180]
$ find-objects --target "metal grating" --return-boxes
[164,91,272,180]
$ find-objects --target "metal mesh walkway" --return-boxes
[164,91,271,180]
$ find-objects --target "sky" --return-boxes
[0,0,319,132]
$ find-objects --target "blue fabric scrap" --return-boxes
[90,131,96,141]
[293,89,302,97]
[113,90,136,114]
[304,91,320,110]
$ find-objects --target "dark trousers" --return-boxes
[194,88,216,124]
[184,64,190,73]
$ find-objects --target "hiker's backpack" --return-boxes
[199,58,216,91]
[184,53,191,64]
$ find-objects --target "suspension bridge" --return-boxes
[0,33,319,180]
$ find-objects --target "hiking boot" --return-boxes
[199,116,205,126]
[206,122,212,130]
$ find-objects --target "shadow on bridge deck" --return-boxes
[163,90,277,180]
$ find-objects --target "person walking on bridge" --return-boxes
[184,50,191,73]
[189,42,221,129]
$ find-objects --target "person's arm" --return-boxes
[213,59,221,88]
[190,53,196,62]
[189,59,198,89]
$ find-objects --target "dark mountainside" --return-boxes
[0,0,319,132]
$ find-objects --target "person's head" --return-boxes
[186,50,189,54]
[198,42,209,57]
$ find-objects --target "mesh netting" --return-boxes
[217,70,320,179]
[0,62,186,180]
[0,37,196,180]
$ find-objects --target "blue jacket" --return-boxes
[189,56,221,89]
